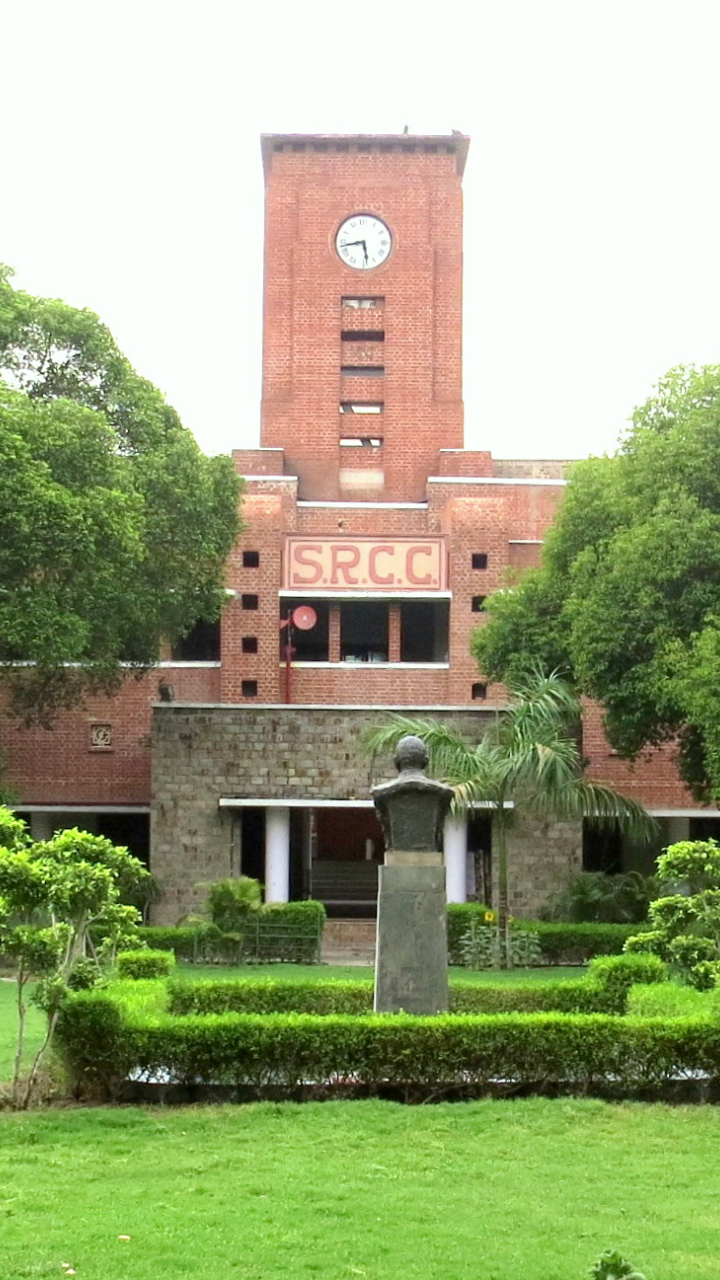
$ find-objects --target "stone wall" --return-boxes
[151,703,582,924]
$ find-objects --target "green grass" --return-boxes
[0,979,45,1082]
[1,1099,720,1279]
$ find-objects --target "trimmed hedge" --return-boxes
[117,949,176,979]
[55,990,720,1100]
[447,908,635,965]
[168,975,623,1017]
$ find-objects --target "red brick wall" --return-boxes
[260,140,465,501]
[1,665,219,806]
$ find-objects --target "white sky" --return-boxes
[3,0,720,462]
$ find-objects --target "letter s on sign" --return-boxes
[291,543,323,586]
[406,544,434,586]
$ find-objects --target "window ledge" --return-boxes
[279,661,450,670]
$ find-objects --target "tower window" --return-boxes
[340,437,383,448]
[471,596,487,613]
[241,680,258,697]
[341,367,384,378]
[241,636,258,654]
[471,683,488,700]
[340,402,383,414]
[241,594,259,610]
[242,550,260,568]
[340,330,385,342]
[472,553,488,570]
[342,297,384,309]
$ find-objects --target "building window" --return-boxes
[280,601,330,661]
[471,596,487,613]
[340,329,385,342]
[471,683,487,700]
[342,297,384,309]
[241,680,258,697]
[472,553,488,570]
[339,402,383,414]
[242,550,260,568]
[340,366,385,378]
[399,601,449,662]
[340,601,388,662]
[241,636,258,654]
[340,437,384,448]
[171,619,220,661]
[241,594,259,610]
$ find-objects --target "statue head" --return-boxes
[394,734,429,774]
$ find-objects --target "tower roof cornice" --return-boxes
[261,132,470,178]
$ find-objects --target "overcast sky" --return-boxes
[3,0,720,462]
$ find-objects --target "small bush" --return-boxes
[117,949,176,979]
[587,952,665,1000]
[459,920,542,969]
[206,877,262,932]
[546,870,656,924]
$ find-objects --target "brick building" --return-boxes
[4,132,718,922]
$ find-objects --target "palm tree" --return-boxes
[365,669,656,967]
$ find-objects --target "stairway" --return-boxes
[310,859,379,907]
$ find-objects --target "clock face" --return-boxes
[336,214,392,270]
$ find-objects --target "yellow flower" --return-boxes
[484,911,495,923]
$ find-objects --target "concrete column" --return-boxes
[30,812,55,841]
[265,806,290,903]
[444,812,467,903]
[664,816,690,845]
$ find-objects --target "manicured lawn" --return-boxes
[1,1098,720,1279]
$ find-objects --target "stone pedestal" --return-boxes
[374,855,449,1014]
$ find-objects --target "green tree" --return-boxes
[476,364,720,802]
[366,670,654,966]
[626,839,720,989]
[0,266,241,723]
[0,813,148,1107]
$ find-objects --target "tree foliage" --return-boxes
[0,810,148,1107]
[626,839,720,989]
[0,266,241,722]
[475,364,720,801]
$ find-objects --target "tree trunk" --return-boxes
[495,819,512,969]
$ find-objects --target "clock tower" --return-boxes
[259,133,469,502]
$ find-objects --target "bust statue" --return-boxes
[372,735,454,853]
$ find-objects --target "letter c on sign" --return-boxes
[406,545,434,586]
[368,545,394,586]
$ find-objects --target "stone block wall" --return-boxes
[151,702,581,923]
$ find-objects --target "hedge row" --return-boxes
[168,976,618,1017]
[55,993,720,1101]
[166,954,663,1018]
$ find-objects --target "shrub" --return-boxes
[206,877,262,932]
[515,921,636,964]
[447,903,490,962]
[244,901,326,964]
[55,988,720,1100]
[117,949,176,979]
[624,840,720,989]
[546,870,656,924]
[587,952,665,1000]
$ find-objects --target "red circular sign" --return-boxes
[292,605,317,631]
